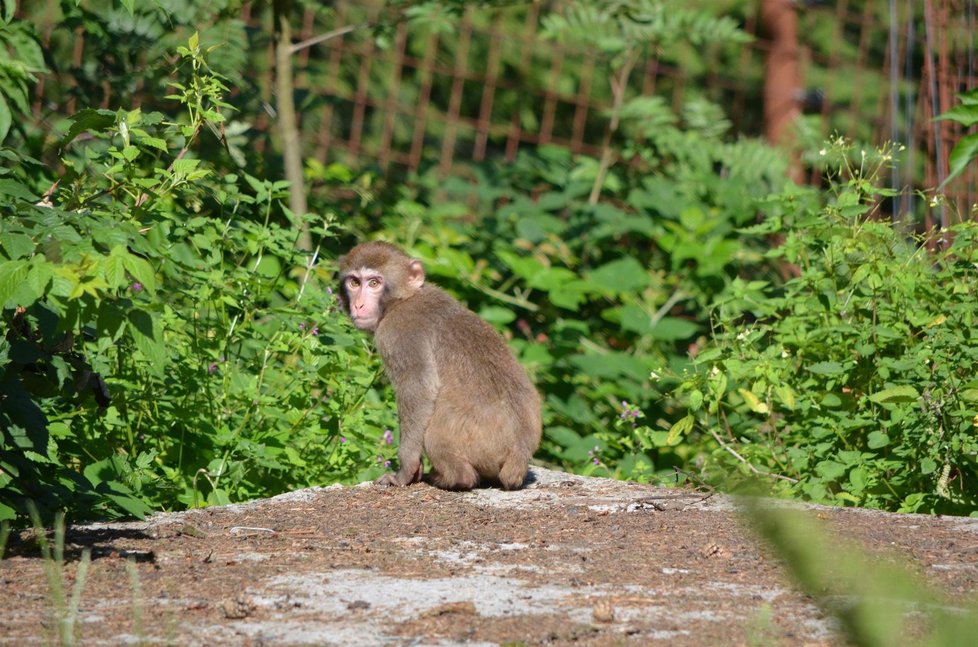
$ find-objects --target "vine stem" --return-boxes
[708,429,799,484]
[588,51,638,205]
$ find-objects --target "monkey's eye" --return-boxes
[367,278,381,289]
[346,277,360,288]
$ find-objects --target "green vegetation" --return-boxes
[749,499,978,646]
[27,505,92,646]
[664,139,978,515]
[1,26,396,522]
[1,1,976,524]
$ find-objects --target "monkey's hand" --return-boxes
[375,461,423,487]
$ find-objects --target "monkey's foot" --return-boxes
[375,473,403,487]
[375,462,423,487]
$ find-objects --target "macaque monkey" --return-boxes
[338,241,541,490]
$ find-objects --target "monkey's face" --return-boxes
[341,269,386,331]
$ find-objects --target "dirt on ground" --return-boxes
[1,467,977,646]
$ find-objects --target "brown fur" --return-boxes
[338,241,541,490]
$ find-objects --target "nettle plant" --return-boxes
[662,139,978,515]
[0,35,395,523]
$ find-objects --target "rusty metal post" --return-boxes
[762,0,802,183]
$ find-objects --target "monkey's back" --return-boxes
[376,285,541,478]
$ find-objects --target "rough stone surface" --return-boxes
[2,468,977,645]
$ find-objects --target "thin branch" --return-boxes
[708,429,800,484]
[465,280,539,312]
[289,23,365,54]
[296,239,321,302]
[650,288,689,327]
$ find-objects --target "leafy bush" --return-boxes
[664,139,978,515]
[0,35,395,523]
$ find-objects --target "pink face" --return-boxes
[343,269,385,331]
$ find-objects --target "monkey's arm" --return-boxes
[376,392,433,486]
[375,333,440,486]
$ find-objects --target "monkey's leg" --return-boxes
[427,457,479,490]
[497,451,530,490]
[424,413,479,490]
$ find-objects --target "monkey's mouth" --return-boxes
[350,316,378,330]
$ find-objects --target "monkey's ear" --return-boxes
[407,259,425,291]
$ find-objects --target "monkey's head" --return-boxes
[338,241,426,332]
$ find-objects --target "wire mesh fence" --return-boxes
[31,0,978,228]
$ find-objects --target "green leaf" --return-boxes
[666,414,694,445]
[138,135,169,152]
[617,305,650,333]
[816,460,846,481]
[0,260,30,307]
[940,132,978,188]
[173,158,201,175]
[102,253,126,289]
[102,481,153,518]
[587,256,651,294]
[0,178,39,202]
[497,250,545,282]
[1,232,35,259]
[959,389,978,403]
[775,384,796,410]
[868,386,919,404]
[568,352,648,382]
[935,104,978,127]
[27,259,53,299]
[122,253,157,295]
[738,388,770,414]
[920,457,937,475]
[867,431,890,449]
[0,94,10,143]
[549,280,592,310]
[527,266,579,291]
[62,108,116,148]
[807,361,845,376]
[128,309,166,376]
[650,317,699,341]
[479,305,516,326]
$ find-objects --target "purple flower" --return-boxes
[131,282,143,293]
[339,436,347,444]
[311,326,319,336]
[588,445,601,466]
[299,322,305,330]
[618,401,643,427]
[382,429,394,445]
[207,362,219,374]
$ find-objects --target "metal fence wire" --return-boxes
[32,0,978,227]
[281,0,976,227]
